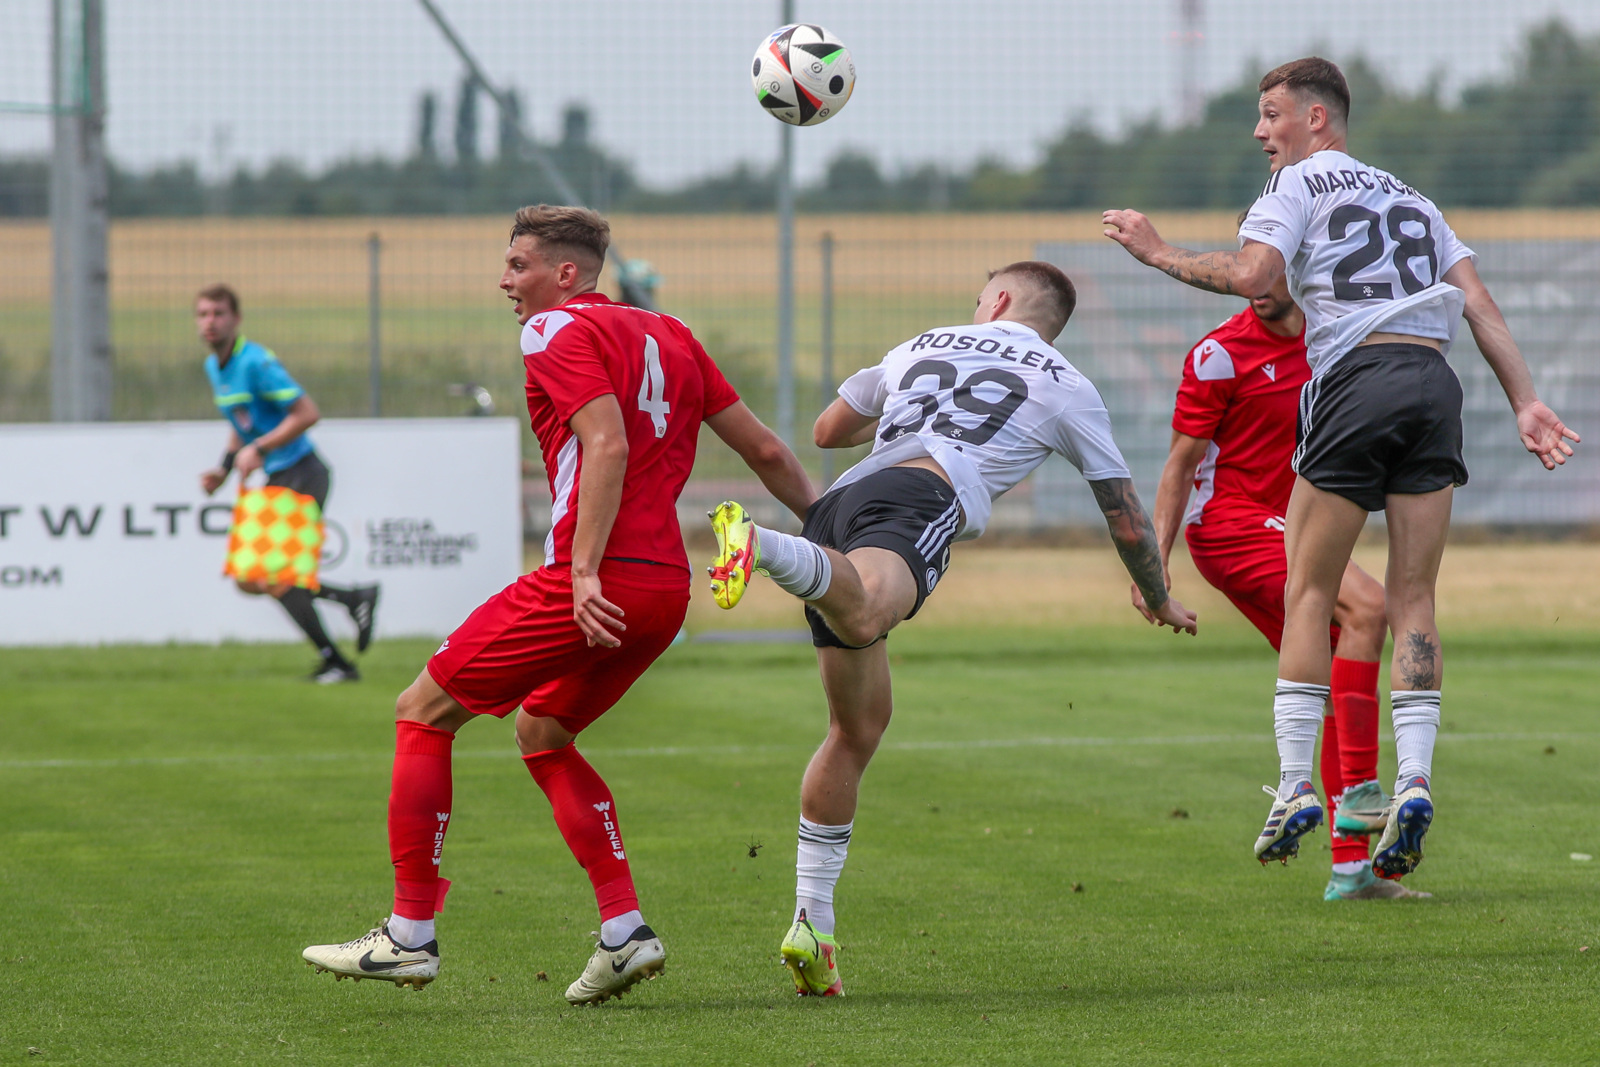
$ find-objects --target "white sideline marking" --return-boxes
[2,731,1595,772]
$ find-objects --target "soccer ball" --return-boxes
[751,24,854,126]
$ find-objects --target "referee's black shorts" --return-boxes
[799,466,959,649]
[266,451,332,511]
[1293,343,1467,513]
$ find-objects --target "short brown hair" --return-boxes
[1259,57,1350,124]
[989,260,1077,339]
[196,283,240,315]
[509,204,610,273]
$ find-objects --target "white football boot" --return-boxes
[564,925,666,1005]
[1373,777,1434,880]
[1253,781,1323,865]
[302,923,439,990]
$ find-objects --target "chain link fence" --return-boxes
[3,1,1597,532]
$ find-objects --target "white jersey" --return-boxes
[832,320,1131,541]
[1238,149,1476,376]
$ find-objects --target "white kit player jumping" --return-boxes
[705,261,1198,996]
[1104,57,1578,876]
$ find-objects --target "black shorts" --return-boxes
[799,466,959,649]
[266,451,331,511]
[1293,344,1467,512]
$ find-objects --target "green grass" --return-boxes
[3,626,1598,1064]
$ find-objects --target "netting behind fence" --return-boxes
[4,1,1598,530]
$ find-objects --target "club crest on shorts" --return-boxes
[925,567,940,592]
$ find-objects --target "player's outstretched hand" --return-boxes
[1517,400,1580,470]
[200,467,227,495]
[573,573,626,648]
[1102,209,1166,265]
[1150,595,1198,636]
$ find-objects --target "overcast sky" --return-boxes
[3,1,1598,186]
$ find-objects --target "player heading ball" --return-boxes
[1104,56,1579,879]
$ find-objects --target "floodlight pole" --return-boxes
[775,0,797,448]
[414,0,654,309]
[50,0,111,421]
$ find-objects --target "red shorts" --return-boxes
[1184,508,1337,653]
[427,560,690,734]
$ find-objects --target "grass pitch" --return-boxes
[4,609,1598,1065]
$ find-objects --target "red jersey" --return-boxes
[522,294,740,575]
[1171,307,1309,524]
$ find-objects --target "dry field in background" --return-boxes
[680,541,1600,635]
[6,209,1600,306]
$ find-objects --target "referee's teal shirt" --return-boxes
[204,336,315,474]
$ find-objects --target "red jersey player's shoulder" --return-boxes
[1185,307,1295,382]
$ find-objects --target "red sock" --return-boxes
[1319,706,1370,865]
[1331,657,1381,787]
[523,744,639,921]
[389,720,455,921]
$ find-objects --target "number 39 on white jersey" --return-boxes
[830,319,1131,541]
[1239,149,1476,375]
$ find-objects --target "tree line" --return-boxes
[2,19,1596,217]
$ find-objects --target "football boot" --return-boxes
[1373,777,1433,880]
[565,925,666,1005]
[708,501,759,609]
[1332,779,1390,837]
[1254,781,1323,865]
[781,909,843,997]
[302,923,438,989]
[1324,864,1432,901]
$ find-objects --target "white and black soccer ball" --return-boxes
[751,23,854,127]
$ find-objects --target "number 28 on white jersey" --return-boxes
[1239,149,1476,375]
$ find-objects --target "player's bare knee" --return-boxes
[828,718,886,760]
[515,711,574,755]
[1349,584,1388,643]
[832,612,886,648]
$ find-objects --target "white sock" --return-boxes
[1274,680,1329,800]
[756,526,833,600]
[387,914,434,949]
[1331,859,1370,877]
[600,909,645,948]
[1391,690,1441,792]
[795,816,852,937]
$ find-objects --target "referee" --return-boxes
[195,283,379,683]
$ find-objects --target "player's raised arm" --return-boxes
[1442,257,1580,470]
[704,400,817,521]
[1090,477,1197,635]
[1103,210,1286,298]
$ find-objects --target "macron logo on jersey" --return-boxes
[1263,363,1277,381]
[521,310,575,355]
[1193,338,1236,381]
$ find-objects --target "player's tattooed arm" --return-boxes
[1102,210,1283,296]
[1090,478,1169,612]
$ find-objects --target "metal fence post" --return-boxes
[819,230,835,487]
[50,0,110,422]
[775,0,796,447]
[368,232,381,417]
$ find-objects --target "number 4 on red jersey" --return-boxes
[520,295,741,573]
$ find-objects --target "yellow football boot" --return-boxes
[707,501,759,610]
[780,910,843,997]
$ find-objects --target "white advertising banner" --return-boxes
[0,418,523,646]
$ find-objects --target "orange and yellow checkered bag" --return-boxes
[223,486,324,591]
